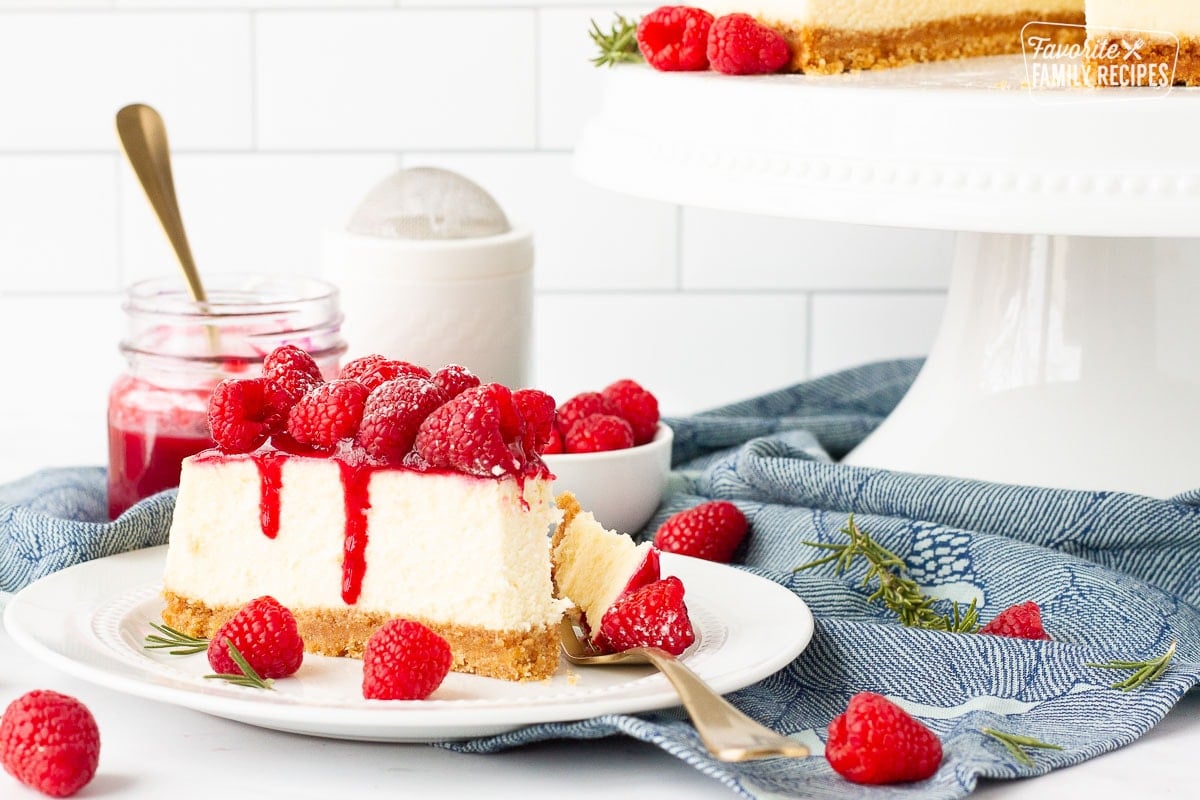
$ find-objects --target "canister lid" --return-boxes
[346,167,511,240]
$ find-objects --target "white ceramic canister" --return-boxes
[323,168,534,388]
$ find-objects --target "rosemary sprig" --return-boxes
[589,14,643,68]
[204,640,274,691]
[1086,640,1177,691]
[982,728,1063,767]
[144,622,209,655]
[795,515,979,633]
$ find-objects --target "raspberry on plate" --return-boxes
[356,377,447,464]
[979,601,1052,640]
[363,619,453,700]
[286,379,370,450]
[707,13,790,75]
[0,689,100,798]
[598,575,695,656]
[414,383,526,477]
[826,692,942,784]
[207,595,305,679]
[636,6,714,72]
[601,378,660,445]
[564,413,635,454]
[208,377,291,453]
[654,500,749,563]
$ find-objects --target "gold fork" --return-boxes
[558,617,810,762]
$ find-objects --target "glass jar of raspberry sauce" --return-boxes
[107,274,345,519]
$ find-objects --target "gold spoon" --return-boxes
[115,104,208,306]
[559,617,810,762]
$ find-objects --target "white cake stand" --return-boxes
[574,57,1200,498]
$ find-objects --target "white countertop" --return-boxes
[2,457,1198,798]
[0,618,1196,799]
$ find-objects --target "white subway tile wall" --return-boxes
[0,2,953,479]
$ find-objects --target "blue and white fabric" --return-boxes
[3,359,1198,799]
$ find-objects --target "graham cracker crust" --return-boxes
[162,590,560,682]
[773,11,1085,74]
[1085,36,1200,87]
[549,491,583,591]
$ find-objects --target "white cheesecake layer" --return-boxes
[164,455,568,632]
[702,0,1083,30]
[1086,1,1200,36]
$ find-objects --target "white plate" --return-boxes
[3,546,813,742]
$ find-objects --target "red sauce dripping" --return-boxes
[252,451,286,539]
[338,460,375,605]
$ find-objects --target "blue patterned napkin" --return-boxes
[3,360,1199,800]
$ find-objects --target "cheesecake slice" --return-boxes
[164,449,569,681]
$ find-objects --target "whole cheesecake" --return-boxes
[703,0,1086,74]
[161,349,570,682]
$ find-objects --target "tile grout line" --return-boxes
[532,9,542,150]
[674,204,684,291]
[249,10,259,152]
[113,154,126,290]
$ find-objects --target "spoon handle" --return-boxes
[638,648,810,762]
[115,104,207,304]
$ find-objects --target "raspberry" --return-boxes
[264,344,322,382]
[414,384,526,477]
[362,619,452,700]
[557,392,616,437]
[654,500,749,563]
[513,388,557,453]
[979,601,1052,640]
[826,692,942,784]
[356,377,447,464]
[601,378,660,445]
[263,345,323,409]
[207,595,304,679]
[707,13,790,75]
[564,413,635,453]
[431,364,481,400]
[286,379,370,450]
[598,576,695,656]
[269,431,328,457]
[208,377,290,453]
[0,690,100,798]
[341,355,431,392]
[542,427,565,454]
[636,6,714,71]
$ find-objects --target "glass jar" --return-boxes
[107,274,345,519]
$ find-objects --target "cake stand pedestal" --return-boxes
[574,57,1200,497]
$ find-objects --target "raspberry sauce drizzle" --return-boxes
[339,461,374,605]
[252,451,285,539]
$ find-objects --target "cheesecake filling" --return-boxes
[1086,1,1200,35]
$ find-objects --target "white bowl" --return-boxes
[542,423,673,534]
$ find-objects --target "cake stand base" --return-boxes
[841,233,1200,498]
